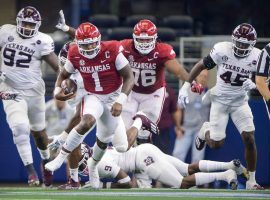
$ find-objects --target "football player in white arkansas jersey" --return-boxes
[78,143,247,190]
[178,23,263,190]
[0,6,59,187]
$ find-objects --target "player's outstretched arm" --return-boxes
[43,52,59,73]
[56,10,76,39]
[109,170,132,188]
[165,59,189,81]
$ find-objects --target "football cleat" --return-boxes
[224,169,238,190]
[232,159,249,180]
[58,177,80,190]
[195,136,206,151]
[246,180,264,190]
[41,160,53,187]
[28,173,40,187]
[85,158,100,189]
[133,111,159,135]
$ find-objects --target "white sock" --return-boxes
[16,142,33,166]
[53,149,69,165]
[37,148,50,160]
[89,143,106,168]
[63,129,84,152]
[199,160,233,172]
[195,172,226,185]
[132,118,142,131]
[70,168,79,182]
[198,122,210,140]
[248,171,256,182]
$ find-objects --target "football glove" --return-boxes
[0,71,6,83]
[55,10,69,32]
[177,82,190,108]
[48,131,68,151]
[191,81,204,94]
[242,79,256,91]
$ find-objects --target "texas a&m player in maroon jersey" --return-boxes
[45,22,134,189]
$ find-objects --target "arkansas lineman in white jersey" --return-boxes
[45,22,135,189]
[79,143,248,190]
[178,23,263,190]
[0,6,59,187]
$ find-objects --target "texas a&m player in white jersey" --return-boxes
[178,23,263,190]
[0,6,59,187]
[78,143,248,190]
[45,22,135,189]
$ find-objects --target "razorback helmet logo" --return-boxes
[75,22,101,59]
[133,19,157,55]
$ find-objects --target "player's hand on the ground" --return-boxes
[175,126,184,139]
[0,91,22,102]
[191,81,204,94]
[55,10,69,32]
[242,79,256,91]
[111,102,122,117]
[0,71,6,83]
[54,86,75,101]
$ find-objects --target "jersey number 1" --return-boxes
[92,72,103,91]
[3,48,31,68]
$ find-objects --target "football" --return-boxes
[61,78,77,95]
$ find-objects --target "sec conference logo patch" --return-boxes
[79,59,85,66]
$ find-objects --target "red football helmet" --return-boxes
[58,41,72,68]
[133,19,157,55]
[75,22,101,59]
[231,23,257,57]
[16,6,41,38]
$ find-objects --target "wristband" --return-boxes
[54,86,62,96]
[115,93,128,105]
[106,182,112,189]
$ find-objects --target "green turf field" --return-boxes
[0,188,270,200]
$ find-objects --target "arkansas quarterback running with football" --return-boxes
[0,6,59,187]
[178,23,263,190]
[45,22,135,189]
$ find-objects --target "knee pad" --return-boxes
[11,124,30,145]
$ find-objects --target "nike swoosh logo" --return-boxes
[101,60,106,63]
[148,58,154,61]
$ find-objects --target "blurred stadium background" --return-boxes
[0,0,269,189]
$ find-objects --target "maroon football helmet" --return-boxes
[58,41,73,68]
[78,143,93,177]
[231,23,257,57]
[133,19,157,55]
[16,6,41,38]
[75,22,101,59]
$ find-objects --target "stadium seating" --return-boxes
[107,27,133,41]
[157,27,176,42]
[123,15,157,26]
